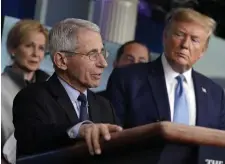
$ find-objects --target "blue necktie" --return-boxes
[77,93,89,121]
[173,75,189,125]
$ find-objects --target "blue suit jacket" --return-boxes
[106,56,225,164]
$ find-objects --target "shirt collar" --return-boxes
[3,65,36,87]
[161,54,192,85]
[58,76,87,102]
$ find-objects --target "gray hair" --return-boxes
[48,18,100,59]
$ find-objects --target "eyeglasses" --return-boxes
[59,48,109,61]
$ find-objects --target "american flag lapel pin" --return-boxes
[202,87,207,93]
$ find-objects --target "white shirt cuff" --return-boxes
[67,121,92,138]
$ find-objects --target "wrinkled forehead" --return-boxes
[76,28,103,52]
[122,44,149,61]
[167,20,210,41]
[173,20,207,32]
[125,43,148,52]
[166,15,214,39]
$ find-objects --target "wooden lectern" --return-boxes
[16,121,225,164]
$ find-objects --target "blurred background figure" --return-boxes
[113,40,150,68]
[1,19,49,164]
[97,40,151,98]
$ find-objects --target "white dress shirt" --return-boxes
[58,77,91,138]
[59,77,88,117]
[161,55,196,125]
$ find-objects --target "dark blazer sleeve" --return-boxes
[96,90,108,99]
[13,85,73,155]
[89,90,120,126]
[98,95,120,125]
[219,90,225,130]
[109,101,121,126]
[106,69,127,127]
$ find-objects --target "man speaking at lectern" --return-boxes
[107,8,225,163]
[13,18,122,156]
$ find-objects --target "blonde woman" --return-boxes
[1,19,49,163]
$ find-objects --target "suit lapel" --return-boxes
[147,57,171,121]
[192,71,209,127]
[47,73,78,124]
[87,90,101,123]
[57,97,79,124]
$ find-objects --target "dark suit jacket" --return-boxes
[13,73,118,156]
[106,56,225,164]
[97,90,108,99]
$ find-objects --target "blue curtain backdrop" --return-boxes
[2,0,36,19]
[135,14,164,54]
[135,1,165,54]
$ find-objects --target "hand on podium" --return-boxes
[79,123,123,155]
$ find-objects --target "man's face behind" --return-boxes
[66,29,107,90]
[163,21,209,72]
[115,43,149,68]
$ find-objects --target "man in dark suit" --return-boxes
[98,40,150,98]
[106,8,225,163]
[13,18,122,157]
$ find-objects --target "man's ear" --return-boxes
[163,28,169,44]
[53,52,68,70]
[198,40,209,59]
[203,39,209,52]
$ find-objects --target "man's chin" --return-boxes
[176,58,189,66]
[87,83,100,89]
